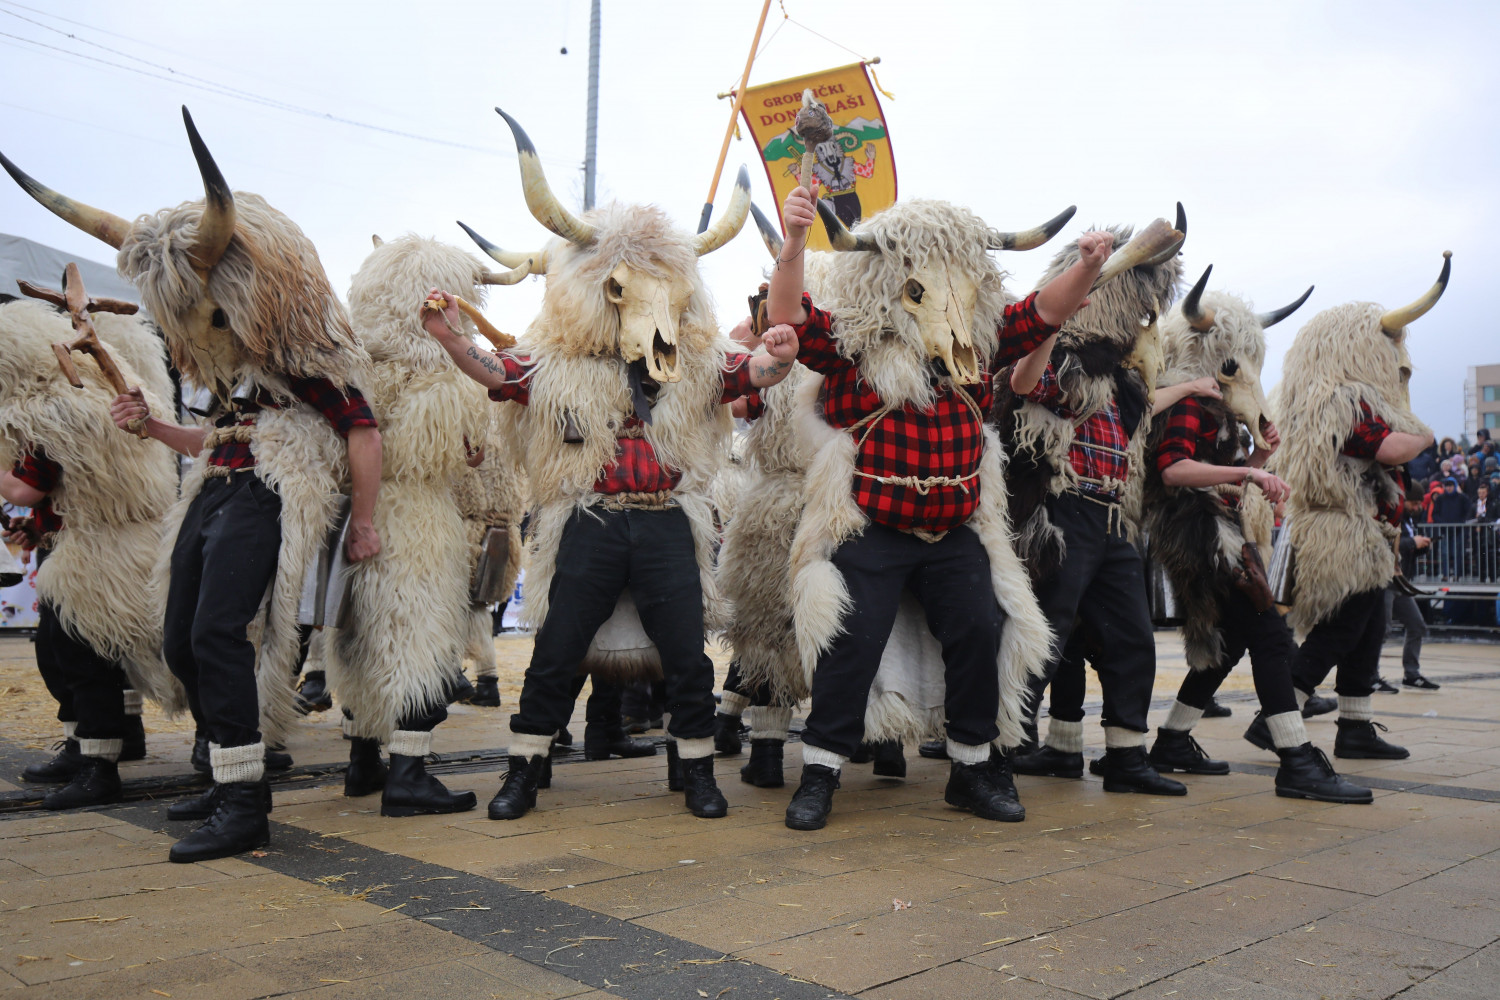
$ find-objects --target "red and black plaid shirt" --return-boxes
[488,352,758,495]
[1155,397,1241,508]
[1028,363,1130,500]
[794,291,1057,533]
[10,447,63,543]
[1341,400,1404,527]
[206,377,377,471]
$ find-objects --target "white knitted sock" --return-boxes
[1162,700,1204,734]
[1265,711,1308,749]
[341,715,360,739]
[802,744,846,772]
[1338,696,1374,722]
[719,691,750,717]
[749,706,793,741]
[508,731,553,759]
[1103,726,1145,749]
[677,737,714,760]
[1294,688,1311,709]
[62,720,77,740]
[77,737,123,762]
[388,730,430,757]
[122,689,143,716]
[1044,718,1084,754]
[211,741,265,784]
[947,739,992,765]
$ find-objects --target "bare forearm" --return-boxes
[1151,382,1197,417]
[748,353,794,388]
[1161,460,1256,489]
[144,417,208,457]
[345,426,382,527]
[436,334,511,391]
[1009,333,1058,395]
[766,240,808,327]
[1376,431,1435,466]
[1034,257,1103,327]
[0,472,45,508]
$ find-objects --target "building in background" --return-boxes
[1467,364,1500,438]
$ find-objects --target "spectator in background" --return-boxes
[1430,478,1472,579]
[1464,457,1484,500]
[1407,439,1439,484]
[1476,482,1499,583]
[1467,428,1491,455]
[1439,458,1454,482]
[1439,437,1462,464]
[1391,494,1436,690]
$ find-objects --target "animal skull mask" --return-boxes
[607,263,691,383]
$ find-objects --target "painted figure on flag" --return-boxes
[762,117,886,227]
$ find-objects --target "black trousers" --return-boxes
[722,659,777,708]
[1045,626,1089,724]
[1027,492,1156,733]
[1174,590,1301,718]
[802,522,1003,759]
[36,598,127,742]
[1384,588,1426,679]
[513,507,716,741]
[1291,587,1387,699]
[163,474,283,750]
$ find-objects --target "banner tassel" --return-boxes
[868,64,895,100]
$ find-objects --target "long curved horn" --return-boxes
[181,107,236,275]
[1092,216,1185,289]
[1182,265,1215,332]
[749,201,783,259]
[989,205,1077,251]
[457,221,548,275]
[1257,285,1313,328]
[1135,202,1186,268]
[692,165,751,256]
[0,150,132,249]
[495,107,596,245]
[479,259,534,285]
[816,198,878,252]
[1381,251,1452,334]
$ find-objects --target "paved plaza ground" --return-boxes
[1,633,1497,999]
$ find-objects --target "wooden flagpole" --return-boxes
[697,0,774,234]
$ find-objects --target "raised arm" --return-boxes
[421,290,516,391]
[110,388,209,457]
[1011,231,1115,395]
[767,181,818,327]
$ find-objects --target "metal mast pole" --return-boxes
[583,0,601,210]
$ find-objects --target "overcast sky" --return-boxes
[2,0,1495,434]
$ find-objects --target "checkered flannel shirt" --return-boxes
[1155,396,1242,508]
[1027,362,1130,501]
[488,351,758,494]
[794,291,1057,534]
[206,377,377,472]
[10,447,62,543]
[1341,400,1405,528]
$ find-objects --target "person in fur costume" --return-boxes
[995,216,1192,795]
[0,287,184,809]
[426,108,795,820]
[5,107,384,863]
[1267,253,1449,761]
[1139,267,1370,803]
[330,234,534,817]
[764,178,1098,831]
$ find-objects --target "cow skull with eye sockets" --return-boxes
[459,108,750,385]
[1173,264,1315,452]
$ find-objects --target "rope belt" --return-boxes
[850,468,979,496]
[202,423,255,449]
[596,490,677,511]
[1070,483,1126,537]
[201,464,258,479]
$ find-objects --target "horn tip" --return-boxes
[734,164,751,190]
[494,107,536,155]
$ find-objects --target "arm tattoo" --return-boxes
[753,358,792,381]
[467,344,504,376]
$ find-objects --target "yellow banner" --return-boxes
[740,62,896,252]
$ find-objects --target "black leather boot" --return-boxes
[848,742,875,764]
[739,738,785,787]
[488,755,546,820]
[536,753,553,790]
[1275,743,1373,803]
[944,754,1025,822]
[1301,693,1337,718]
[468,676,501,707]
[1016,715,1040,755]
[1011,744,1084,779]
[1243,712,1275,753]
[169,781,272,821]
[583,683,656,760]
[714,712,745,756]
[121,716,147,761]
[666,741,684,791]
[22,739,84,783]
[295,670,333,714]
[190,736,211,775]
[42,757,122,810]
[265,747,293,771]
[380,754,477,817]
[1148,728,1229,775]
[584,731,657,760]
[917,739,949,760]
[1097,746,1188,795]
[1334,719,1410,760]
[446,672,475,706]
[870,739,906,778]
[678,755,728,818]
[344,737,386,797]
[785,763,840,831]
[169,781,270,863]
[1203,698,1233,718]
